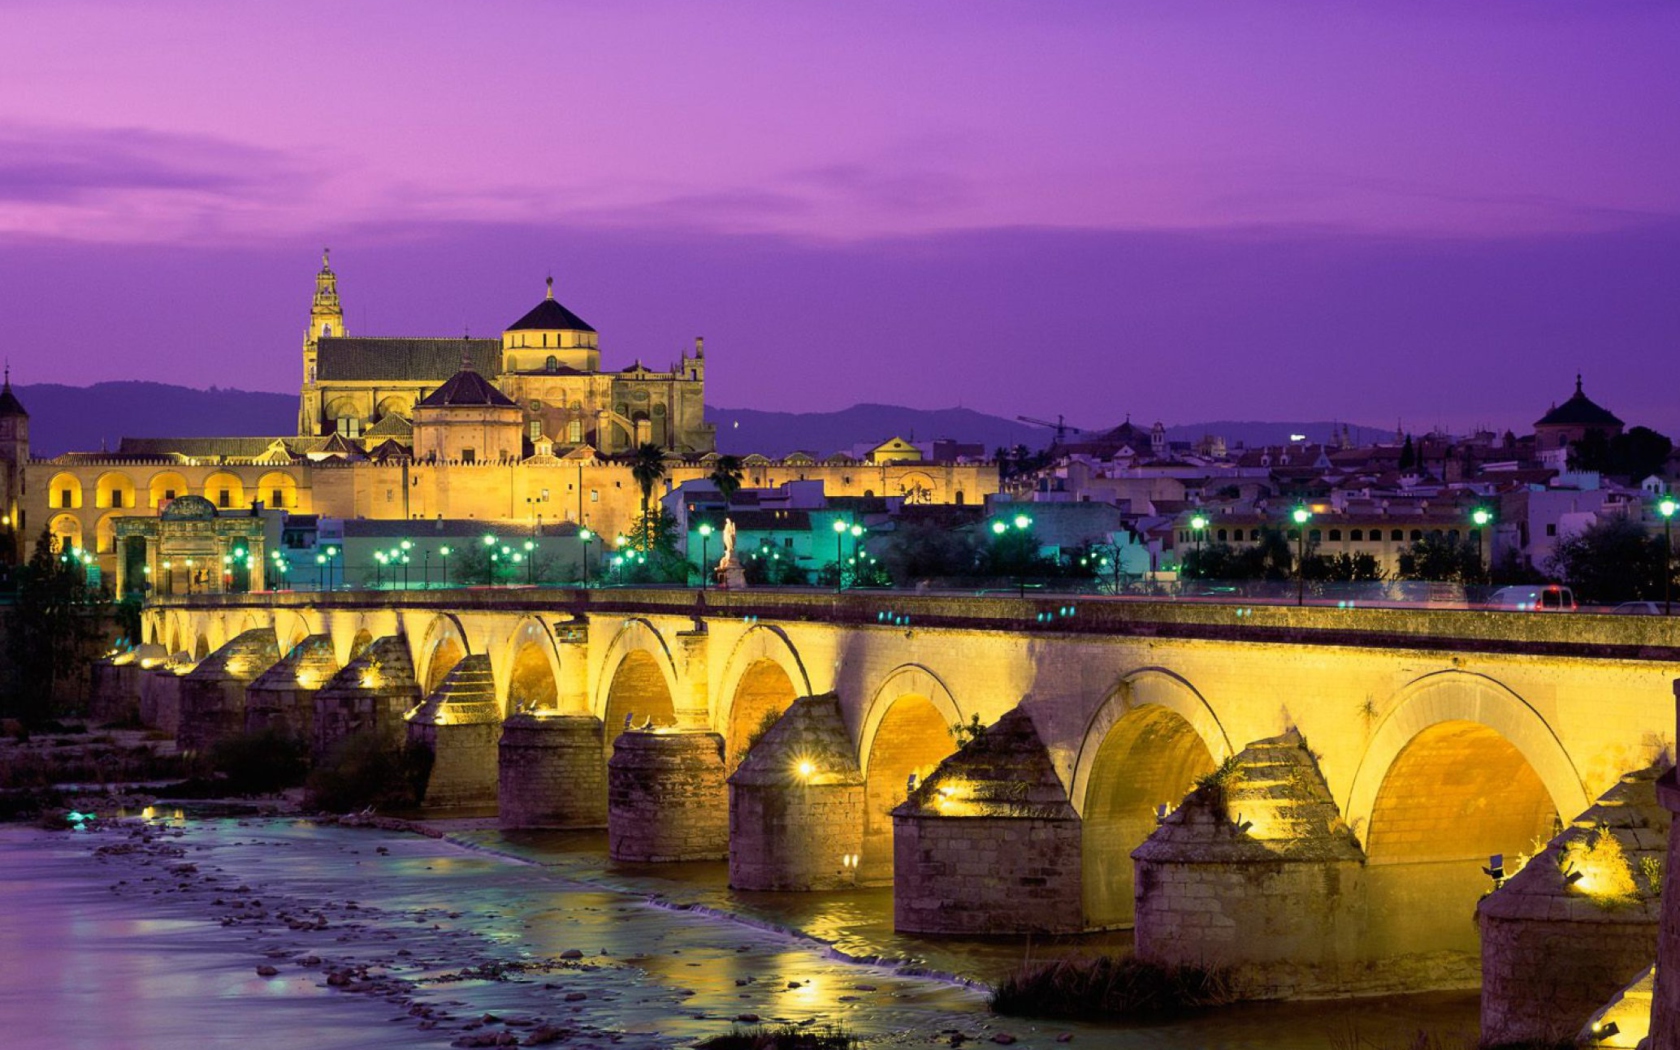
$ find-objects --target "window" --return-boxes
[218,489,231,508]
[590,489,599,502]
[1328,529,1341,541]
[529,420,543,441]
[1546,523,1557,537]
[1391,529,1403,541]
[547,356,558,372]
[1410,530,1423,541]
[58,490,72,508]
[1216,528,1227,542]
[463,448,476,464]
[1309,529,1321,543]
[112,490,124,508]
[568,419,582,443]
[1350,529,1362,541]
[271,489,283,507]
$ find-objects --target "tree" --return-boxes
[707,454,744,503]
[1395,534,1481,583]
[1305,552,1385,582]
[1546,517,1668,604]
[1398,434,1416,471]
[2,526,110,723]
[629,442,668,523]
[617,508,690,584]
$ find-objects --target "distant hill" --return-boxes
[11,381,1383,459]
[16,382,296,456]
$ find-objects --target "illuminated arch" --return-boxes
[148,470,190,509]
[1069,668,1234,818]
[1071,669,1232,928]
[856,664,964,882]
[1343,670,1587,845]
[500,616,563,716]
[203,471,246,510]
[47,513,82,553]
[255,471,299,510]
[856,664,962,774]
[712,625,812,752]
[417,613,470,696]
[93,512,121,555]
[374,394,413,421]
[48,472,82,510]
[94,471,137,510]
[593,618,681,721]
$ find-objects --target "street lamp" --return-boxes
[832,518,848,593]
[697,523,713,590]
[1471,507,1493,586]
[1291,506,1311,606]
[992,513,1033,597]
[325,546,338,591]
[578,528,592,587]
[523,538,536,584]
[1661,498,1677,616]
[850,523,866,587]
[439,545,451,589]
[1189,513,1209,576]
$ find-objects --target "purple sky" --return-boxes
[4,2,1679,435]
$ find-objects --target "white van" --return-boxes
[1488,584,1577,612]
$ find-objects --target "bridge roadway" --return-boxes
[133,588,1678,1003]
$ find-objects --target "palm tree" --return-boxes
[708,454,744,504]
[629,442,668,526]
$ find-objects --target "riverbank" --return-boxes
[0,811,1483,1050]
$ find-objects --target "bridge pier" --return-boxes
[607,729,728,862]
[408,655,500,808]
[1133,733,1371,998]
[1642,682,1680,1049]
[138,664,185,737]
[178,629,279,752]
[90,655,142,725]
[728,694,863,891]
[499,714,608,828]
[1478,767,1668,1046]
[312,635,420,760]
[892,708,1083,935]
[245,634,337,741]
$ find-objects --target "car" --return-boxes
[1611,601,1665,615]
[1488,585,1577,612]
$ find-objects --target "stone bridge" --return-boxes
[113,588,1680,1028]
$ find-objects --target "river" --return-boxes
[0,813,1479,1049]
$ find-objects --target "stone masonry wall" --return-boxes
[499,714,608,829]
[730,782,863,891]
[138,668,182,736]
[607,730,728,862]
[892,813,1083,935]
[409,720,499,809]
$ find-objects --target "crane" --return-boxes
[1016,414,1083,445]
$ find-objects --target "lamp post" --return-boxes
[1471,507,1493,586]
[697,522,713,590]
[850,523,866,587]
[832,518,848,593]
[579,528,592,587]
[1189,513,1208,577]
[184,556,196,595]
[482,533,497,586]
[523,539,536,584]
[439,545,451,588]
[325,546,338,591]
[1661,498,1677,616]
[314,553,325,590]
[163,559,174,595]
[1291,506,1311,606]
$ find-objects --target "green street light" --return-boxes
[697,522,713,591]
[991,520,1007,536]
[1189,513,1209,575]
[1660,498,1678,616]
[1291,506,1311,606]
[1471,507,1493,585]
[1014,513,1032,531]
[578,528,593,587]
[832,518,848,592]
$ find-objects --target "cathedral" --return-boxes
[297,251,715,456]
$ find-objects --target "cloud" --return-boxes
[0,122,306,204]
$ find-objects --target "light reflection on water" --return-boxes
[0,818,1481,1050]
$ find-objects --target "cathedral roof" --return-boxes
[1536,375,1623,429]
[116,436,295,459]
[317,337,501,382]
[506,279,595,333]
[416,368,519,409]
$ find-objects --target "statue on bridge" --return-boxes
[715,517,747,590]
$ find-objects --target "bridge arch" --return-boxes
[595,618,681,745]
[714,625,812,769]
[1346,670,1586,959]
[1072,668,1233,929]
[856,664,964,883]
[501,616,563,716]
[417,614,470,696]
[272,609,312,656]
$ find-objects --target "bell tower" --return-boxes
[299,249,346,435]
[0,366,30,562]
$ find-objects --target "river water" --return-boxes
[0,814,1479,1049]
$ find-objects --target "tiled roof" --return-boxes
[115,436,294,458]
[1536,377,1624,429]
[506,296,595,333]
[416,369,518,409]
[0,380,26,418]
[316,337,501,382]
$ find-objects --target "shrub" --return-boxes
[304,732,432,813]
[989,955,1236,1019]
[209,728,309,796]
[695,1024,855,1050]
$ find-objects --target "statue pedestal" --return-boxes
[715,557,747,589]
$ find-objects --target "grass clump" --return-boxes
[695,1024,855,1050]
[304,732,432,813]
[209,728,309,796]
[990,954,1236,1019]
